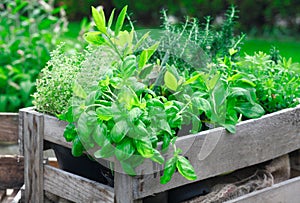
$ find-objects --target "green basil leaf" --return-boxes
[114,5,127,36]
[77,111,97,148]
[191,114,201,134]
[91,6,106,34]
[92,123,107,147]
[96,106,113,121]
[64,123,77,142]
[191,97,211,114]
[94,140,114,158]
[111,120,129,143]
[128,107,143,123]
[160,157,177,184]
[176,156,197,181]
[135,139,154,158]
[72,136,84,157]
[159,120,172,135]
[115,138,135,161]
[235,102,265,118]
[162,133,171,152]
[150,149,164,164]
[229,87,255,104]
[58,105,73,122]
[222,123,236,133]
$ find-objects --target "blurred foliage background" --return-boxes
[56,0,300,37]
[1,0,299,112]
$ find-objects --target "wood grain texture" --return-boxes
[18,110,24,155]
[23,109,44,203]
[226,176,300,203]
[0,113,18,143]
[114,162,142,203]
[132,105,300,199]
[43,114,70,148]
[44,165,114,203]
[0,155,24,189]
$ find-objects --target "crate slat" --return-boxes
[23,110,44,203]
[44,165,114,203]
[0,113,18,143]
[226,176,300,203]
[43,114,71,148]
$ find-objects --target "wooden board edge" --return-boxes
[226,176,300,203]
[44,165,114,203]
[0,113,19,143]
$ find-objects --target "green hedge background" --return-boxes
[56,0,300,36]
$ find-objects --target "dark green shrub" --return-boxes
[0,0,67,112]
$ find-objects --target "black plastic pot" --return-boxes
[50,143,114,186]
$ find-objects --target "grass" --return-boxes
[241,38,300,63]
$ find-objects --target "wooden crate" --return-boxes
[19,105,300,203]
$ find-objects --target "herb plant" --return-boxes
[239,52,300,113]
[54,6,266,184]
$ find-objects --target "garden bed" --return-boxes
[19,104,300,202]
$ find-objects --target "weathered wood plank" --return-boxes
[114,162,142,203]
[18,110,24,155]
[132,105,300,199]
[0,113,18,143]
[43,114,70,148]
[0,155,24,189]
[44,165,114,203]
[23,109,44,203]
[226,176,300,203]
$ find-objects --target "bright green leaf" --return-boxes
[111,120,129,143]
[176,156,197,181]
[235,102,265,118]
[94,140,114,158]
[83,31,105,45]
[115,138,135,161]
[64,123,77,142]
[114,6,127,36]
[135,139,154,158]
[164,71,178,91]
[107,8,115,29]
[91,6,106,34]
[72,136,84,157]
[73,82,87,99]
[160,157,177,184]
[151,149,164,164]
